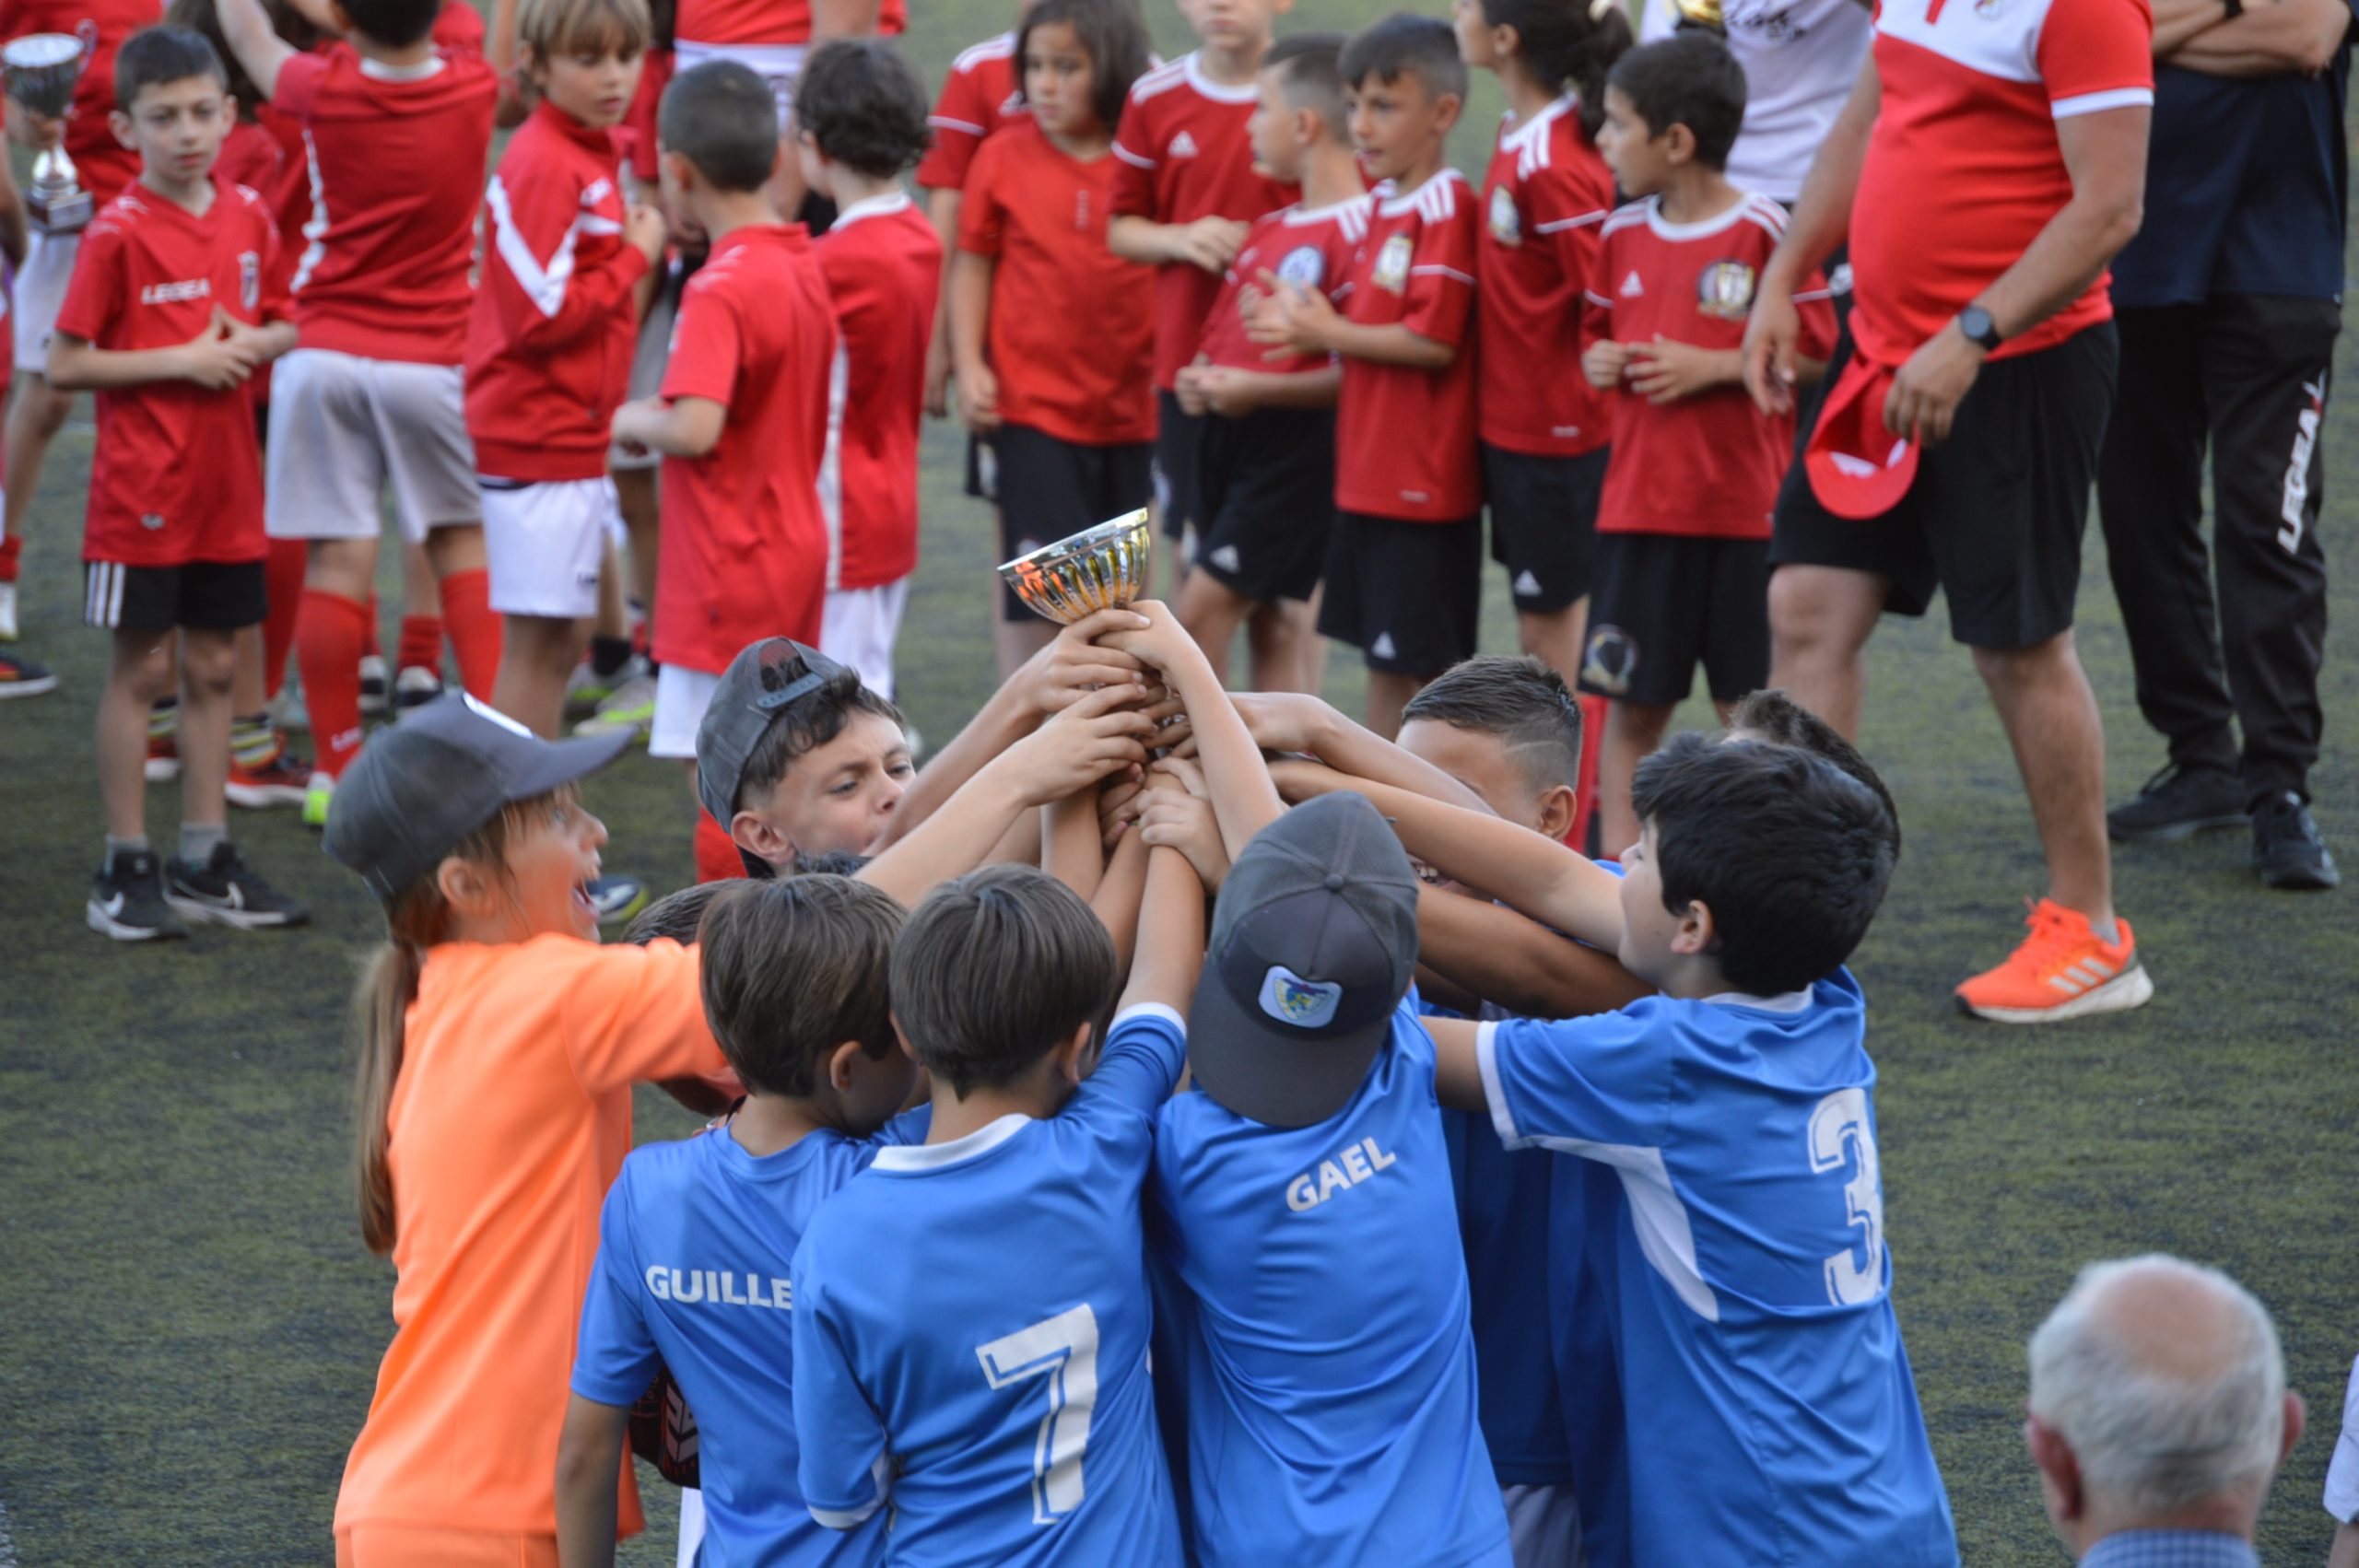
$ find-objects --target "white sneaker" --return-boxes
[0,579,18,642]
[573,671,658,740]
[269,679,310,733]
[358,654,390,716]
[394,665,444,710]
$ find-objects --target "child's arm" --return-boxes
[1227,690,1495,816]
[1116,837,1209,1017]
[1092,819,1151,977]
[810,0,879,39]
[609,394,723,458]
[1041,785,1106,903]
[214,0,299,100]
[47,311,266,392]
[1416,890,1652,1022]
[1622,337,1746,405]
[1109,213,1248,274]
[1251,275,1454,369]
[922,186,961,416]
[486,172,666,357]
[1136,759,1230,893]
[553,1395,628,1568]
[1098,600,1285,856]
[0,157,27,270]
[946,249,997,432]
[1192,362,1341,417]
[1421,1013,1489,1115]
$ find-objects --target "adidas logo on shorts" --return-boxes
[1513,570,1543,598]
[1208,544,1241,572]
[1370,632,1398,661]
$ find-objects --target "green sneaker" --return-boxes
[303,770,334,829]
[572,671,657,742]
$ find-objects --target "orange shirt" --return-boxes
[333,935,726,1540]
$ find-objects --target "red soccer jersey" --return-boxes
[1196,194,1368,372]
[1333,170,1482,522]
[1477,94,1614,456]
[676,0,799,44]
[655,223,835,673]
[621,44,672,184]
[465,100,649,482]
[0,0,161,207]
[1849,0,2152,367]
[271,45,495,365]
[958,117,1155,446]
[815,192,940,591]
[216,118,285,194]
[431,0,483,53]
[914,30,1021,192]
[1109,52,1297,390]
[56,179,288,567]
[1582,193,1836,539]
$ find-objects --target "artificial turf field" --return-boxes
[0,5,2355,1560]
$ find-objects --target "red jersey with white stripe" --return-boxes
[1196,194,1368,372]
[958,117,1156,445]
[815,192,940,591]
[1582,193,1836,539]
[272,45,495,366]
[915,30,1024,191]
[1849,0,2153,366]
[656,223,835,673]
[465,100,649,482]
[1334,170,1482,522]
[56,179,288,567]
[1476,94,1614,456]
[0,0,163,208]
[1110,52,1297,389]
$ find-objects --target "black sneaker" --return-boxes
[166,842,311,929]
[2251,792,2340,890]
[88,850,189,942]
[2107,764,2248,842]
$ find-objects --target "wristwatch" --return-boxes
[1956,305,2005,354]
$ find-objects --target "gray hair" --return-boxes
[2027,1255,2286,1515]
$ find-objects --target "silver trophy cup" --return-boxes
[3,31,94,235]
[997,510,1154,625]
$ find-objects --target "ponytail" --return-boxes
[1483,0,1636,140]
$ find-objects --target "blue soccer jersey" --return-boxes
[1477,970,1959,1566]
[790,1005,1189,1568]
[1151,1002,1512,1568]
[571,1111,929,1567]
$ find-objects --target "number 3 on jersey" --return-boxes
[976,1304,1101,1525]
[1807,1088,1885,1307]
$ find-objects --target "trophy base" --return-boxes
[28,188,91,236]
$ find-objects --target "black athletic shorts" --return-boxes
[1193,406,1335,604]
[1770,320,2118,650]
[1485,443,1606,613]
[1318,510,1483,676]
[1579,532,1769,708]
[1154,389,1203,544]
[84,557,267,633]
[989,422,1154,622]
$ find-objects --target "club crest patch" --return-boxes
[1488,184,1521,247]
[239,251,259,311]
[1371,233,1414,295]
[1581,626,1640,696]
[1258,965,1342,1028]
[1275,244,1326,289]
[1696,260,1757,320]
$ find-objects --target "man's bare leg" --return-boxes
[1974,629,2117,935]
[1766,564,1888,742]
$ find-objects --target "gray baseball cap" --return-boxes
[694,638,850,834]
[1187,791,1421,1129]
[323,694,636,902]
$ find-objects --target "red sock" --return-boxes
[1568,694,1608,858]
[0,532,20,583]
[262,537,306,699]
[695,813,748,884]
[396,614,444,676]
[438,568,502,700]
[297,590,371,778]
[364,591,381,659]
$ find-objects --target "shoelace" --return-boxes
[2013,898,2091,972]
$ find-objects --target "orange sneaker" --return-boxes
[144,731,181,783]
[1955,898,2154,1024]
[227,745,312,808]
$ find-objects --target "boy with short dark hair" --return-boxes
[794,38,941,699]
[1253,13,1482,736]
[1577,31,1834,850]
[791,849,1204,1564]
[557,874,918,1568]
[52,23,307,940]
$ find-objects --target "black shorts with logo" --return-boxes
[1193,406,1336,604]
[1317,510,1483,676]
[989,422,1154,623]
[1578,532,1769,708]
[1154,389,1203,544]
[1770,321,2118,650]
[84,558,267,633]
[1485,443,1606,614]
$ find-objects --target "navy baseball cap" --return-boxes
[693,638,851,837]
[323,694,634,902]
[1187,791,1421,1129]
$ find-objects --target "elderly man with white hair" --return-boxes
[2025,1254,2306,1566]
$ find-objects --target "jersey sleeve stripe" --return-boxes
[1112,1001,1187,1034]
[1583,289,1614,307]
[928,113,987,135]
[1410,263,1475,286]
[1532,211,1607,233]
[1473,1023,1527,1150]
[1111,142,1156,169]
[809,1498,885,1529]
[2050,86,2154,118]
[1791,287,1837,302]
[484,175,581,319]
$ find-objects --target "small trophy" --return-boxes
[1671,0,1726,32]
[3,31,94,235]
[998,509,1153,625]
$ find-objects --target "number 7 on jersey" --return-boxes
[976,1304,1101,1525]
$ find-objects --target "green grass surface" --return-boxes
[1,5,2355,1562]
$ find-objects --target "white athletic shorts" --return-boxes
[13,228,76,373]
[607,275,679,474]
[482,476,618,618]
[651,661,718,759]
[2327,1354,2359,1522]
[820,577,910,699]
[675,38,805,127]
[675,1487,705,1568]
[1503,1481,1584,1568]
[264,348,481,543]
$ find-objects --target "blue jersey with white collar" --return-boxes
[1150,1001,1511,1568]
[790,1005,1188,1568]
[1477,969,1957,1567]
[571,1109,930,1567]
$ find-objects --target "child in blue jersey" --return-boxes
[790,840,1207,1566]
[557,874,925,1568]
[1329,731,1957,1566]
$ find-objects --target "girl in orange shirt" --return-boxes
[321,694,729,1568]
